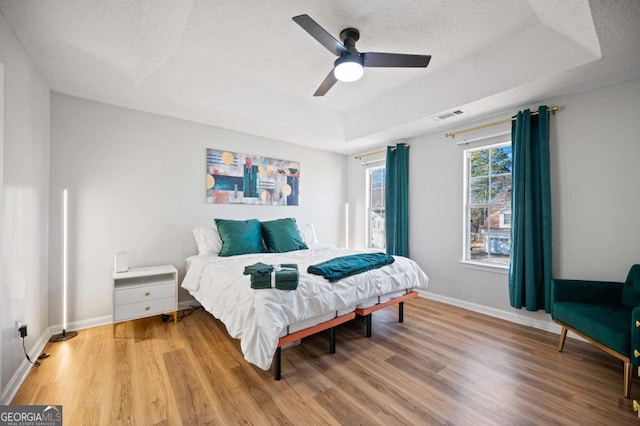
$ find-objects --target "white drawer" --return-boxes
[114,296,176,322]
[114,282,175,305]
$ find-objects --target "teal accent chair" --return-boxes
[551,264,640,398]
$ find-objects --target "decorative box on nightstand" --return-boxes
[112,265,178,324]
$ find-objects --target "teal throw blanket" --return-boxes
[243,262,299,290]
[307,253,395,283]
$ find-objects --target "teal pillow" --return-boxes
[214,219,265,257]
[261,218,308,253]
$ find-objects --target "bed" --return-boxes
[182,219,429,378]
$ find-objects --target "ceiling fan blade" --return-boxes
[293,14,348,57]
[313,70,338,96]
[363,52,431,68]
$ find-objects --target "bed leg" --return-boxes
[274,347,282,380]
[399,301,404,323]
[366,314,372,338]
[329,327,336,354]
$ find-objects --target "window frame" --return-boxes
[365,162,386,250]
[461,141,512,271]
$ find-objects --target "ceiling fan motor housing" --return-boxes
[339,27,360,47]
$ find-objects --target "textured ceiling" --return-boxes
[1,0,639,154]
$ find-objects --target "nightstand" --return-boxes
[113,265,178,324]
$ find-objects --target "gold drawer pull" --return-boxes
[635,350,640,358]
[636,320,640,327]
[145,306,150,311]
[145,292,150,296]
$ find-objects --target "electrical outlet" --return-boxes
[16,320,22,338]
[18,324,28,338]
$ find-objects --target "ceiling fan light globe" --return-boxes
[334,61,364,82]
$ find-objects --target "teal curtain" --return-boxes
[509,106,552,312]
[385,143,409,257]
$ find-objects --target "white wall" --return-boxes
[348,77,640,326]
[0,55,3,404]
[49,93,348,328]
[0,14,50,401]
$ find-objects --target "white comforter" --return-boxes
[182,246,429,370]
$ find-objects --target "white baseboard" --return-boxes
[48,302,201,334]
[0,329,52,405]
[48,314,113,335]
[418,290,569,336]
[420,291,588,343]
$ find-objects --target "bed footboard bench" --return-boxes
[355,291,419,337]
[274,311,356,380]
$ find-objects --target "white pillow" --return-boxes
[297,223,319,245]
[192,226,223,255]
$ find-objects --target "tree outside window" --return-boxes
[465,143,512,265]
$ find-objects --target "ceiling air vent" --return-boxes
[437,109,464,120]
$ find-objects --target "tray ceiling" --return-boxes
[1,0,638,153]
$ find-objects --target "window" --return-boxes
[366,165,386,249]
[463,143,512,266]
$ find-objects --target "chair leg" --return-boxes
[558,327,568,352]
[625,361,633,398]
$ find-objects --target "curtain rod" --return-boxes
[354,143,410,160]
[445,105,559,139]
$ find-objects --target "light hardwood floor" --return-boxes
[12,297,640,425]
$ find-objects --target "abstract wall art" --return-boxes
[206,149,300,205]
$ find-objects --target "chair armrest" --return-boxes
[631,308,640,366]
[552,279,624,305]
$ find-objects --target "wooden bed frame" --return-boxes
[272,290,419,379]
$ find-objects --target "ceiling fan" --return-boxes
[292,14,431,96]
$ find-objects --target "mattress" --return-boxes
[182,246,429,370]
